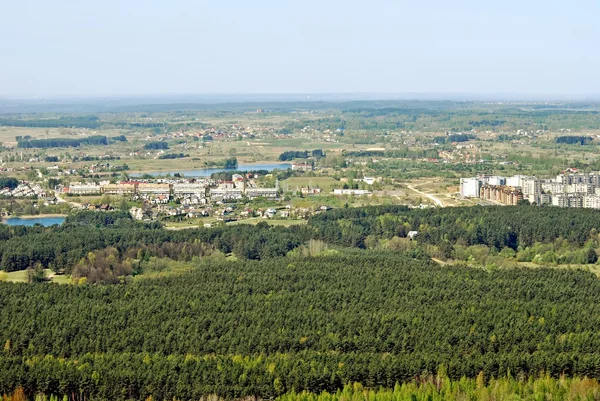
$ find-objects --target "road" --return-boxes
[55,194,83,209]
[406,184,445,207]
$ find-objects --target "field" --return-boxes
[282,176,340,193]
[402,178,478,207]
[0,269,70,284]
[228,217,307,227]
[5,100,600,399]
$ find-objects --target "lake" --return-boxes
[3,216,66,226]
[129,163,292,177]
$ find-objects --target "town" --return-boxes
[460,169,600,208]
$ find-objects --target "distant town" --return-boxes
[460,169,600,208]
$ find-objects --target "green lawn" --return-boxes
[0,269,71,284]
[282,176,339,193]
[227,217,306,227]
[50,273,71,284]
[0,270,28,283]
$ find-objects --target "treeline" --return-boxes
[0,177,19,190]
[143,141,169,150]
[433,133,476,144]
[281,378,600,401]
[307,205,600,249]
[3,253,600,398]
[224,157,238,168]
[0,116,173,130]
[3,205,600,273]
[0,116,102,129]
[157,153,188,159]
[555,135,593,145]
[205,157,239,169]
[17,136,108,148]
[344,148,439,159]
[0,212,305,272]
[468,119,506,127]
[278,149,325,161]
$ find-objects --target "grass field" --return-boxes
[0,269,71,284]
[282,176,339,193]
[164,217,217,229]
[227,217,306,227]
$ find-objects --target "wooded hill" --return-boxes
[2,251,600,399]
[2,205,600,274]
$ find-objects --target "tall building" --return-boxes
[460,178,481,198]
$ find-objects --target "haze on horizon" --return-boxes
[1,0,599,99]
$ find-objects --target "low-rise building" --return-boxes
[292,161,314,172]
[245,187,278,199]
[138,183,171,197]
[68,183,102,195]
[333,189,372,196]
[173,183,206,197]
[102,183,137,196]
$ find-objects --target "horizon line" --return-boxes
[2,91,600,103]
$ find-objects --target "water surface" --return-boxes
[3,217,66,226]
[129,163,292,177]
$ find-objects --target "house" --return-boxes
[301,187,322,195]
[264,208,277,218]
[130,207,147,220]
[291,161,314,172]
[332,189,372,196]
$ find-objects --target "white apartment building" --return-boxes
[69,183,102,195]
[583,195,600,209]
[173,183,206,197]
[459,177,481,198]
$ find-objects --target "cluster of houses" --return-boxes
[0,182,50,199]
[128,202,331,224]
[64,174,280,205]
[460,170,600,208]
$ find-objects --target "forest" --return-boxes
[555,135,594,145]
[2,205,600,274]
[432,133,476,144]
[2,206,600,399]
[157,153,188,160]
[0,177,19,190]
[16,136,108,148]
[3,251,600,399]
[343,148,439,160]
[278,150,325,161]
[143,141,169,150]
[277,378,600,401]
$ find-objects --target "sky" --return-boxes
[1,0,599,98]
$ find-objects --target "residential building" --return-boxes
[333,189,372,196]
[291,161,314,172]
[459,177,481,198]
[68,183,102,195]
[102,183,136,196]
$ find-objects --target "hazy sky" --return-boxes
[1,0,599,98]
